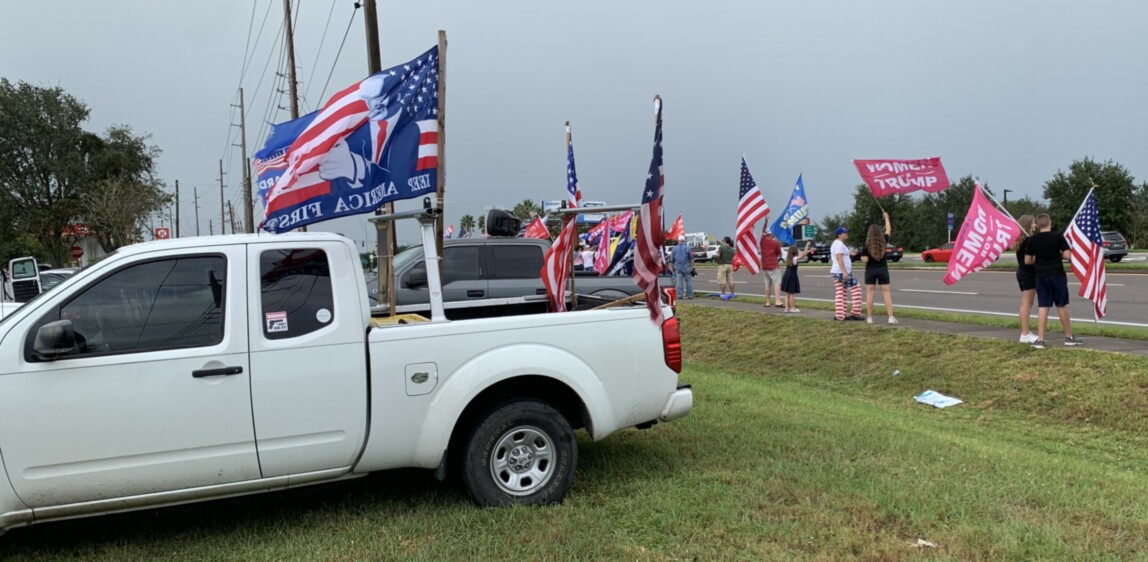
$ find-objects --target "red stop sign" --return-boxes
[69,246,84,259]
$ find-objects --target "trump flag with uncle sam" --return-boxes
[254,45,440,233]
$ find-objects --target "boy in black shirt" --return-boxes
[1023,214,1083,348]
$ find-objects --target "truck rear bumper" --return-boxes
[659,384,693,422]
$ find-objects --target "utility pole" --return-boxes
[174,180,181,238]
[194,186,201,236]
[283,0,300,119]
[209,220,214,236]
[283,0,304,232]
[229,201,237,233]
[219,159,226,234]
[234,88,255,233]
[363,0,396,314]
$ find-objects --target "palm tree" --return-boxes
[459,214,475,236]
[512,199,542,221]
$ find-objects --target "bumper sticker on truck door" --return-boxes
[266,311,288,333]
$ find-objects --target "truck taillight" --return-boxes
[662,316,682,373]
[1102,241,1111,247]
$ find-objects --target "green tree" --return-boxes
[1125,184,1148,249]
[477,214,486,233]
[511,198,541,222]
[459,214,475,235]
[0,79,94,264]
[1042,158,1135,234]
[0,80,165,262]
[1003,196,1048,225]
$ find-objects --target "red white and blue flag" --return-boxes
[541,215,579,312]
[254,45,440,233]
[633,97,665,325]
[735,157,768,275]
[1066,188,1108,319]
[565,123,582,209]
[521,217,550,240]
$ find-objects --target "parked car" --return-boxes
[921,242,955,263]
[809,242,831,263]
[1100,231,1128,262]
[365,238,669,316]
[0,231,691,532]
[690,244,719,263]
[38,268,80,291]
[885,243,903,262]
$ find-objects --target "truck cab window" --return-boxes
[442,246,482,284]
[28,256,226,360]
[491,246,543,279]
[260,248,334,340]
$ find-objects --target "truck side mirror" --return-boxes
[406,265,428,289]
[33,320,77,360]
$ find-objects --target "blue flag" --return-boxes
[770,174,809,245]
[258,45,440,233]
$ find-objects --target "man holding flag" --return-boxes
[1024,214,1083,349]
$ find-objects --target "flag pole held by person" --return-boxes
[1065,187,1108,321]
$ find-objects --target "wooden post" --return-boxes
[174,180,181,238]
[434,30,448,281]
[194,186,200,236]
[219,159,226,234]
[238,88,254,233]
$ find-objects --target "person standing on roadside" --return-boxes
[670,235,695,299]
[781,241,814,312]
[1024,214,1082,349]
[759,225,784,307]
[830,226,863,321]
[715,236,737,300]
[1013,215,1038,344]
[860,211,898,324]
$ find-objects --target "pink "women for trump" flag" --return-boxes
[853,157,950,197]
[943,183,1020,285]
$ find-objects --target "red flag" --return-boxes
[1066,188,1108,319]
[541,215,579,312]
[735,158,768,275]
[632,97,665,326]
[667,214,685,240]
[853,157,950,198]
[732,254,743,272]
[943,182,1021,285]
[522,217,550,239]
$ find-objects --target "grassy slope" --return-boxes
[5,307,1148,561]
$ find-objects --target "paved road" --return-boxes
[691,265,1148,328]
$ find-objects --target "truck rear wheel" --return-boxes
[460,399,576,506]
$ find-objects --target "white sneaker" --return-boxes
[866,316,874,324]
[1019,332,1038,344]
[887,317,899,325]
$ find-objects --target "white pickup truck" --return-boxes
[0,220,691,534]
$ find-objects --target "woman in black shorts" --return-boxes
[859,210,897,324]
[1014,215,1037,343]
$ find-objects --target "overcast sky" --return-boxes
[3,0,1146,246]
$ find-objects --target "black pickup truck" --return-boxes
[366,238,658,316]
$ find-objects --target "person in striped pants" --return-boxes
[830,226,863,321]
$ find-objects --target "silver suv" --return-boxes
[1101,231,1128,263]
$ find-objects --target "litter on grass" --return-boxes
[914,390,963,408]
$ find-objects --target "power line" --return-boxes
[319,5,359,102]
[304,0,338,103]
[239,0,277,88]
[236,0,260,87]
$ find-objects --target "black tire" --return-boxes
[460,399,576,507]
[923,255,934,263]
[1110,255,1123,263]
[891,257,901,262]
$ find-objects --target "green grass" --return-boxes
[722,293,1148,342]
[6,308,1148,560]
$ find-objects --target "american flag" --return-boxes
[735,157,768,275]
[632,97,665,325]
[541,215,579,312]
[1066,188,1107,319]
[566,123,582,208]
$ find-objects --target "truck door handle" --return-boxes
[535,288,547,295]
[467,290,485,298]
[192,366,244,378]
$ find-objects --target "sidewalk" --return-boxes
[685,292,1148,358]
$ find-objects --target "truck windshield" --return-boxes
[394,245,426,271]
